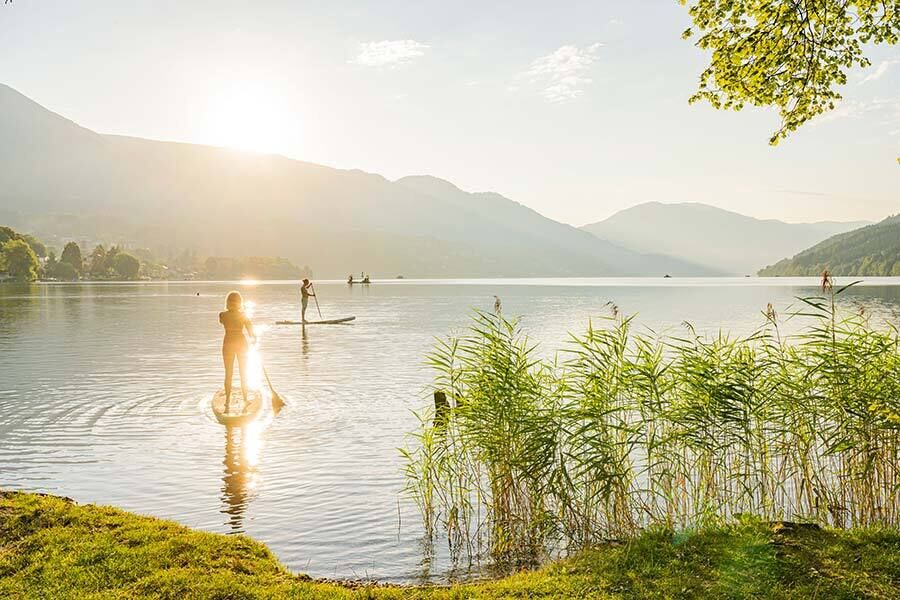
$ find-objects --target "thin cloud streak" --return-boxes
[350,40,429,67]
[522,43,602,103]
[860,58,900,84]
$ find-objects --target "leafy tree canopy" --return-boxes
[0,226,20,246]
[111,252,140,280]
[1,238,40,281]
[88,244,108,277]
[681,0,899,144]
[52,261,78,281]
[22,234,47,258]
[60,242,83,273]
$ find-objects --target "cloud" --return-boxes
[522,43,603,103]
[860,58,900,84]
[350,40,429,67]
[817,96,900,124]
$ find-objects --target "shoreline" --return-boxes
[3,490,899,598]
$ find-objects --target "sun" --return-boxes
[203,81,295,155]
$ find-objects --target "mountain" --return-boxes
[581,202,870,276]
[759,215,900,276]
[0,83,714,278]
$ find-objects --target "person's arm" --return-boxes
[244,314,256,343]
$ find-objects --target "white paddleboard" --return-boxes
[212,389,262,426]
[276,316,356,325]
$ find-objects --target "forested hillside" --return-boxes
[759,215,900,276]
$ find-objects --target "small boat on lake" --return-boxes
[212,389,262,426]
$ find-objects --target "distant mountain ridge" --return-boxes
[581,202,870,275]
[0,83,713,278]
[759,215,900,276]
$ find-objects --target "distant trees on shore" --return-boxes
[1,225,312,282]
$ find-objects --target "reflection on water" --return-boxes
[220,324,270,532]
[221,425,261,531]
[1,278,899,582]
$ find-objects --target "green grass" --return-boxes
[2,491,899,599]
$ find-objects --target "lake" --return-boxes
[2,277,900,582]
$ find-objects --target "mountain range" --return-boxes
[0,83,716,277]
[0,83,870,277]
[581,203,869,276]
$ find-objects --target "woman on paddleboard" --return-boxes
[219,291,256,408]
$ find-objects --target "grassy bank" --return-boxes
[2,491,899,599]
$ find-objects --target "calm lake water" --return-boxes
[3,277,900,582]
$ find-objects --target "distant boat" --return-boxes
[663,274,672,278]
[348,277,371,285]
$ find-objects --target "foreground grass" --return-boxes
[1,491,898,599]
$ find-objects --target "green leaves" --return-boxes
[680,0,900,144]
[407,293,900,562]
[0,238,40,281]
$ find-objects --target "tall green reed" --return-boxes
[404,281,900,564]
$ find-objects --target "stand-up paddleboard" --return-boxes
[212,389,262,426]
[276,316,356,325]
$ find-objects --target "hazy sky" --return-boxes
[1,0,897,225]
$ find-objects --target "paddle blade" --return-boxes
[263,367,286,413]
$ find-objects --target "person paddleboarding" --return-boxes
[300,278,316,323]
[219,291,256,410]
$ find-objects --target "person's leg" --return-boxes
[237,349,249,405]
[301,297,308,322]
[223,346,235,407]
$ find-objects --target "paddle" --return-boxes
[311,283,324,319]
[263,365,285,413]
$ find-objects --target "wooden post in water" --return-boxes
[433,390,450,427]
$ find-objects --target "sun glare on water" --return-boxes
[240,299,270,390]
[203,82,295,155]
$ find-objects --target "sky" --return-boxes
[0,0,898,226]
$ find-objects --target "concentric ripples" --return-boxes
[1,278,899,582]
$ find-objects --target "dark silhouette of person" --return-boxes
[219,291,255,409]
[300,278,315,323]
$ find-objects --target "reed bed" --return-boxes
[402,278,900,567]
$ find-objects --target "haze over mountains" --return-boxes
[0,83,868,278]
[1,83,715,278]
[582,203,870,276]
